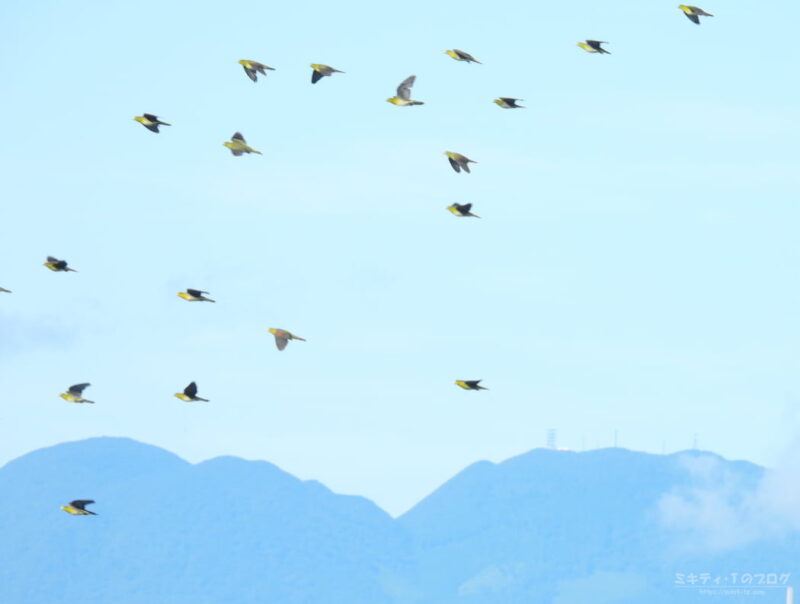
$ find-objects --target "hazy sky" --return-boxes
[2,0,799,515]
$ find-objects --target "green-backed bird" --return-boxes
[61,500,97,515]
[447,203,480,218]
[60,383,94,404]
[577,40,610,54]
[224,132,262,156]
[493,97,524,109]
[678,5,713,24]
[310,64,344,84]
[133,113,170,133]
[44,256,77,272]
[175,381,208,402]
[239,59,275,82]
[445,151,476,174]
[177,289,215,303]
[268,328,306,351]
[455,380,488,390]
[387,75,424,106]
[445,49,481,64]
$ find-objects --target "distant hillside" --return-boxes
[1,438,796,603]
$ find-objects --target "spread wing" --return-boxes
[68,383,91,395]
[232,132,245,143]
[243,66,257,81]
[396,75,415,100]
[187,289,207,297]
[274,335,288,351]
[448,157,461,173]
[311,69,323,84]
[143,113,159,122]
[184,382,198,398]
[70,500,94,510]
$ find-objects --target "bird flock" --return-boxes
[0,5,715,515]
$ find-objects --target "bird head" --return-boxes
[59,393,70,401]
[133,116,144,124]
[268,328,278,336]
[177,292,190,300]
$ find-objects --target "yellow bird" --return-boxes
[445,151,477,174]
[445,49,481,64]
[133,113,170,133]
[174,381,209,402]
[447,203,480,218]
[268,328,306,351]
[239,59,275,82]
[43,256,77,272]
[387,75,424,106]
[223,132,262,156]
[60,383,94,404]
[678,5,713,24]
[310,63,344,84]
[61,500,97,515]
[577,40,610,54]
[455,380,488,390]
[493,97,524,109]
[177,288,215,303]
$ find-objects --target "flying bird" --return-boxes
[43,256,77,272]
[445,49,481,64]
[61,500,97,515]
[133,113,171,133]
[177,289,215,303]
[577,40,610,54]
[387,75,424,106]
[310,64,344,84]
[239,59,275,82]
[268,328,306,351]
[0,287,10,293]
[678,5,713,24]
[60,383,94,404]
[455,380,488,390]
[174,381,209,402]
[493,97,524,109]
[223,132,262,156]
[445,151,477,174]
[447,203,480,218]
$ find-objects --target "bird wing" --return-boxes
[186,289,207,297]
[396,75,415,101]
[143,113,159,122]
[184,382,198,398]
[70,500,94,510]
[311,69,323,84]
[461,160,471,174]
[68,383,90,395]
[465,380,481,388]
[685,12,700,23]
[243,66,257,81]
[455,49,478,62]
[274,335,288,351]
[448,157,461,173]
[460,203,473,212]
[46,256,59,263]
[232,132,246,143]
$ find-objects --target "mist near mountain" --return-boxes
[2,438,796,603]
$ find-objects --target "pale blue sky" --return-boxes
[2,0,799,515]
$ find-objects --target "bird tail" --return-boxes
[160,121,171,126]
[84,399,95,404]
[471,214,481,219]
[197,397,210,402]
[411,101,424,106]
[293,336,306,341]
[206,298,216,303]
[67,268,78,272]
